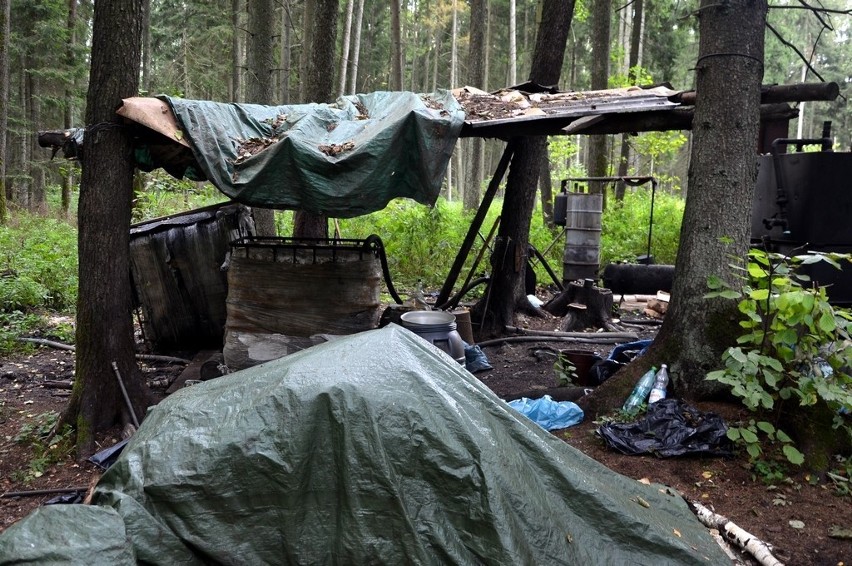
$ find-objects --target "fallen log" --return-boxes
[691,501,784,566]
[1,487,88,499]
[478,335,633,348]
[43,380,74,390]
[504,326,638,341]
[16,337,190,364]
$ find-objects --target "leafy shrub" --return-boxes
[132,174,226,223]
[0,213,78,312]
[12,411,74,482]
[600,187,684,265]
[705,248,852,467]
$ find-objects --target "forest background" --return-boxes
[0,0,851,333]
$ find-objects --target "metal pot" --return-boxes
[400,311,466,364]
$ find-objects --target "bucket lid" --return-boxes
[400,310,456,327]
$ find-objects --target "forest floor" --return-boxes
[1,301,850,565]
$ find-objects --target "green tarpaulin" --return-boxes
[0,326,728,564]
[161,91,464,217]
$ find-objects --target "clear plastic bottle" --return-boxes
[648,364,670,404]
[622,366,657,413]
[408,279,431,311]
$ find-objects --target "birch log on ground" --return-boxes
[691,501,784,566]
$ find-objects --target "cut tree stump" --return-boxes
[543,280,613,332]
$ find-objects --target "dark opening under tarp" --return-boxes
[159,91,464,217]
[0,326,728,564]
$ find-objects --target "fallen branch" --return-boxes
[17,337,190,364]
[504,326,638,341]
[1,487,88,499]
[478,335,631,348]
[691,501,784,566]
[17,337,75,351]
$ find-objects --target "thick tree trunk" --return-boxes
[293,0,338,239]
[475,0,576,338]
[581,0,767,416]
[586,0,611,197]
[246,0,278,236]
[64,0,152,458]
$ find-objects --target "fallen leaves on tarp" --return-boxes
[233,136,279,164]
[318,141,355,156]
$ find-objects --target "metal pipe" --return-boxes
[112,361,140,428]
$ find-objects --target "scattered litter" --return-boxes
[464,343,492,373]
[508,395,584,431]
[597,398,733,457]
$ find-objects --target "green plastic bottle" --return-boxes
[622,366,657,412]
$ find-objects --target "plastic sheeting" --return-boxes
[0,326,728,565]
[0,505,135,565]
[508,395,584,431]
[161,91,465,217]
[597,398,735,457]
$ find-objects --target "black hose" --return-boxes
[363,235,403,304]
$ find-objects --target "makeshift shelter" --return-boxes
[0,326,729,564]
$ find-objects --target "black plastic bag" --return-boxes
[597,398,734,457]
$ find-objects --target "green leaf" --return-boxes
[740,428,759,443]
[818,312,837,333]
[782,445,805,466]
[756,421,775,435]
[746,443,761,459]
[776,429,792,443]
[749,288,770,301]
[719,289,741,300]
[727,428,741,441]
[748,263,769,279]
[706,275,724,290]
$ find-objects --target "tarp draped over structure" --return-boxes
[156,91,464,217]
[0,326,728,564]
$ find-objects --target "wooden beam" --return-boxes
[677,81,839,106]
[435,139,517,308]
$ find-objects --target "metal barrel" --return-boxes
[563,193,603,283]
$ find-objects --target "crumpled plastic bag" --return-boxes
[508,395,584,431]
[464,343,493,373]
[597,398,733,457]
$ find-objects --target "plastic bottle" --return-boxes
[648,364,670,404]
[622,366,657,413]
[408,279,431,311]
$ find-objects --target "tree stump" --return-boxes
[543,280,613,331]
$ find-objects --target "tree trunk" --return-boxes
[586,0,611,198]
[231,0,243,102]
[464,0,486,212]
[293,0,338,239]
[0,0,10,223]
[338,0,354,96]
[61,0,78,219]
[539,148,554,224]
[246,0,278,237]
[347,0,365,94]
[475,0,576,339]
[580,0,767,416]
[63,0,152,459]
[390,0,403,90]
[281,0,292,103]
[508,0,517,85]
[615,0,643,201]
[141,0,151,94]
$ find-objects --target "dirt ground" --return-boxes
[1,302,850,565]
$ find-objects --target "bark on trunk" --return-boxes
[580,0,767,415]
[65,0,152,458]
[475,0,576,338]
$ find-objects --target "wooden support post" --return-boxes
[435,138,517,308]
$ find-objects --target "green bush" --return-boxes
[0,213,78,312]
[705,248,852,468]
[601,188,684,265]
